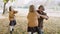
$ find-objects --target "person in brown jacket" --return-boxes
[27,5,41,34]
[9,6,17,34]
[37,5,49,34]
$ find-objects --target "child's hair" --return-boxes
[29,5,35,12]
[38,5,45,11]
[9,6,12,11]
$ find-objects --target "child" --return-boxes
[9,6,17,34]
[37,5,49,34]
[27,5,41,34]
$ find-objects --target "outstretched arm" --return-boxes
[14,11,18,14]
[40,15,49,20]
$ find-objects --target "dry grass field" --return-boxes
[0,16,60,34]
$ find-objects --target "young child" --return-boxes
[9,6,17,34]
[27,5,41,34]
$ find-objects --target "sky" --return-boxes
[0,0,60,7]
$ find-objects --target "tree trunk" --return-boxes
[3,3,6,14]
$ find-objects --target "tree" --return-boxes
[3,0,15,14]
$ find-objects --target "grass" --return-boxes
[0,16,60,34]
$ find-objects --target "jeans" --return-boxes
[40,29,44,34]
[37,28,44,34]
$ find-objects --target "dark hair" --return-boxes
[9,6,12,11]
[38,5,45,11]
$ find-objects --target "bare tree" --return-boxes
[3,0,15,14]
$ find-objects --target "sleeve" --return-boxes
[43,12,49,20]
[13,11,17,14]
[43,12,47,15]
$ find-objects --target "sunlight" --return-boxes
[24,0,32,4]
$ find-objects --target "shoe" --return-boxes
[10,31,12,34]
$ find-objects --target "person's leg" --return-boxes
[28,27,34,34]
[10,26,14,34]
[36,27,41,34]
[31,32,34,34]
[28,32,34,34]
[40,24,44,34]
[33,32,37,34]
[38,22,44,34]
[41,29,44,34]
[37,28,44,34]
[10,26,14,31]
[28,32,31,34]
[28,29,34,34]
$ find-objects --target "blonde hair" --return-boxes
[29,5,35,12]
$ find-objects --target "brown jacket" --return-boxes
[9,10,17,21]
[27,12,40,27]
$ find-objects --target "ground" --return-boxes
[0,16,60,34]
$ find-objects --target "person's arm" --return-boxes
[35,11,41,18]
[14,11,18,14]
[40,14,49,20]
[11,9,18,14]
[40,12,49,20]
